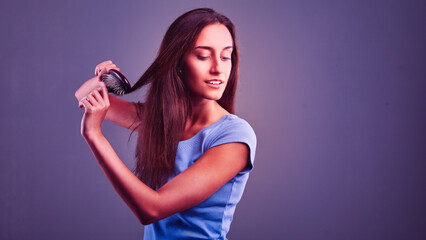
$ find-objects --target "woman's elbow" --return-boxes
[137,210,160,226]
[134,195,166,225]
[138,217,155,226]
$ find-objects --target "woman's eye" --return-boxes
[197,55,209,60]
[221,56,231,61]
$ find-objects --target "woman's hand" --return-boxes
[80,82,110,139]
[75,60,121,108]
[94,60,121,77]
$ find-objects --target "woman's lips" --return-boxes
[205,79,223,89]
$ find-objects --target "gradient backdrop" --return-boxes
[1,0,425,239]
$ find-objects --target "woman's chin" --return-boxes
[191,91,225,102]
[206,93,225,101]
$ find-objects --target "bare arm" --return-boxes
[79,85,248,225]
[105,95,140,130]
[84,130,247,225]
[75,60,141,130]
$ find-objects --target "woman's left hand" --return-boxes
[80,82,110,139]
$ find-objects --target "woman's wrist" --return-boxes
[81,129,103,141]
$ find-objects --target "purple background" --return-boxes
[1,0,425,239]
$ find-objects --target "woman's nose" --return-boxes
[210,56,223,74]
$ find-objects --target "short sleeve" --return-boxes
[206,117,257,174]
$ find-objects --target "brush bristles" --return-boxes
[101,73,130,96]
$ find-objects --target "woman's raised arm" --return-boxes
[75,60,141,130]
[105,95,140,130]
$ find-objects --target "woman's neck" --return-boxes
[187,100,229,128]
[179,99,230,141]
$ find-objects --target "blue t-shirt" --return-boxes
[143,114,257,240]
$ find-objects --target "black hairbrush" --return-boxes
[101,70,132,95]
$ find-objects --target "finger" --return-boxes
[95,67,103,76]
[96,60,113,69]
[79,97,86,108]
[80,97,92,108]
[86,92,99,107]
[100,63,117,70]
[95,60,114,75]
[100,82,110,105]
[110,66,120,72]
[98,68,109,78]
[98,67,118,79]
[100,65,120,75]
[99,60,113,66]
[92,88,104,104]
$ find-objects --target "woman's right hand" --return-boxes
[94,60,121,77]
[75,60,121,108]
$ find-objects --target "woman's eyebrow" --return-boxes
[194,46,233,50]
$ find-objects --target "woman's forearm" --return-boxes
[75,75,140,131]
[83,132,159,225]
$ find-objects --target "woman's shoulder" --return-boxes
[217,114,255,133]
[205,113,257,174]
[206,114,257,147]
[179,113,257,151]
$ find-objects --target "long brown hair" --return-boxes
[130,8,240,189]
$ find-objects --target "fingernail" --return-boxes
[99,81,106,86]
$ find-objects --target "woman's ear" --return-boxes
[177,59,185,77]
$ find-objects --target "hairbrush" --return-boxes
[101,70,132,95]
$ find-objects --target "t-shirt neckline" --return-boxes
[179,114,233,143]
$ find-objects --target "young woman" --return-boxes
[75,8,256,239]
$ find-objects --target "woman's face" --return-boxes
[182,23,233,102]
